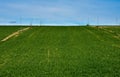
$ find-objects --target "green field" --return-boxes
[0,26,120,77]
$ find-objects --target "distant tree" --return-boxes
[86,24,90,26]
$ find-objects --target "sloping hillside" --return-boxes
[0,26,120,77]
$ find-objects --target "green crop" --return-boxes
[0,26,120,77]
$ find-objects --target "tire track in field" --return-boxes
[102,28,120,40]
[1,27,31,42]
[84,27,104,41]
[84,27,120,48]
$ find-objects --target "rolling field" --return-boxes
[0,26,120,77]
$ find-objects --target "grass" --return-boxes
[0,26,120,77]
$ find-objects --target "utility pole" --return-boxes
[20,17,22,25]
[88,17,90,24]
[87,17,90,26]
[30,18,33,26]
[40,20,41,26]
[97,16,99,26]
[116,17,118,25]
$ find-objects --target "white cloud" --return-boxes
[6,3,77,20]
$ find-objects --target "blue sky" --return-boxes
[0,0,120,25]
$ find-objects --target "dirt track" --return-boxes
[1,27,31,42]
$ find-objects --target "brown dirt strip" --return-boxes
[1,27,31,42]
[85,27,120,48]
